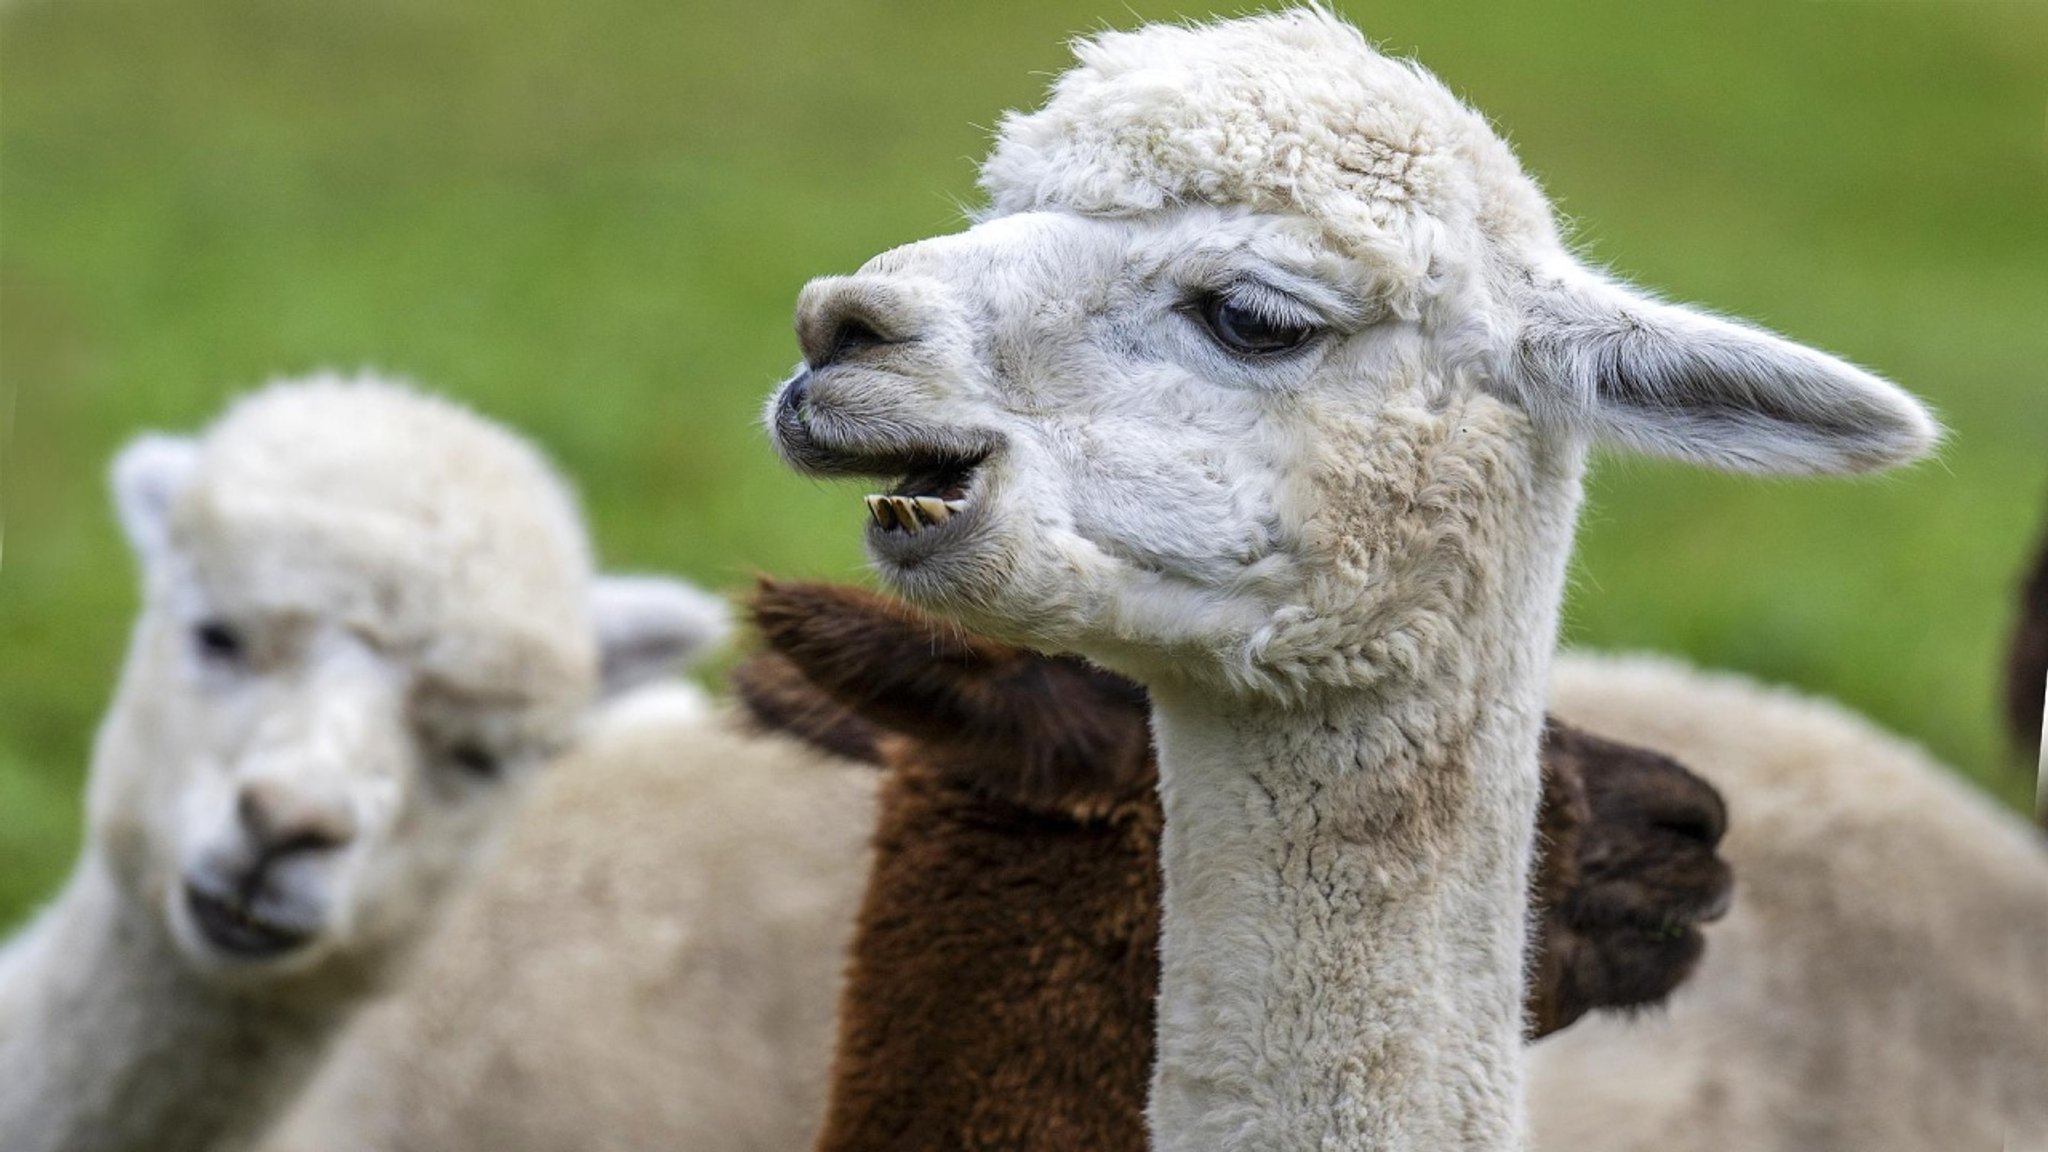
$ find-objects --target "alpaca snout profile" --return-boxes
[776,271,990,455]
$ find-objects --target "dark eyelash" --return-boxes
[1190,289,1319,356]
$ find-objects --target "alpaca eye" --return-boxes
[447,742,501,779]
[192,620,247,664]
[1198,294,1315,356]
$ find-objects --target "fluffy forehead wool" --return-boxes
[174,374,598,695]
[978,8,1556,283]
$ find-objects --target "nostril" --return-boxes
[804,313,902,371]
[778,371,813,428]
[825,317,887,365]
[236,787,269,839]
[796,274,930,368]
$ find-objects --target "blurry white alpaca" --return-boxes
[0,376,728,1152]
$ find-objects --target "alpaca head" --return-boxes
[92,376,729,982]
[768,9,1937,697]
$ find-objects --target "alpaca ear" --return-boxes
[111,434,202,568]
[589,575,733,697]
[1516,265,1940,476]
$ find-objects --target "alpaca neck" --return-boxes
[0,852,358,1152]
[1146,674,1548,1151]
[1142,426,1579,1151]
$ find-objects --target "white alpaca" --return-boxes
[0,376,729,1152]
[1529,654,2048,1152]
[264,708,875,1152]
[766,10,1936,1149]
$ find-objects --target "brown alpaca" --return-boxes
[2008,507,2048,767]
[733,581,1734,1152]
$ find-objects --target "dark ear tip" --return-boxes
[745,580,870,647]
[747,579,899,622]
[1538,716,1596,793]
[744,576,811,623]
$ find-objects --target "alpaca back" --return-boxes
[1531,653,2048,1152]
[265,701,875,1152]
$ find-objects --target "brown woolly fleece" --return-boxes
[733,581,1735,1152]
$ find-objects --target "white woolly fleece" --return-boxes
[979,8,1555,298]
[269,714,875,1152]
[174,373,601,703]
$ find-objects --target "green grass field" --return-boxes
[3,0,2043,929]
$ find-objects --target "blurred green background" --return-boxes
[2,0,2043,928]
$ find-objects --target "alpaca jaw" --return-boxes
[765,351,1021,594]
[855,449,990,573]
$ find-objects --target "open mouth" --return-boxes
[185,883,317,960]
[764,371,998,540]
[863,452,983,535]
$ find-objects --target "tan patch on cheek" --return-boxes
[1316,399,1532,602]
[1241,392,1547,697]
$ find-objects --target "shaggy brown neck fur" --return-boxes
[733,581,1733,1152]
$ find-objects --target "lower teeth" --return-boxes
[865,494,966,534]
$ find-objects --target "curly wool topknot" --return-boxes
[978,8,1558,283]
[175,374,603,697]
